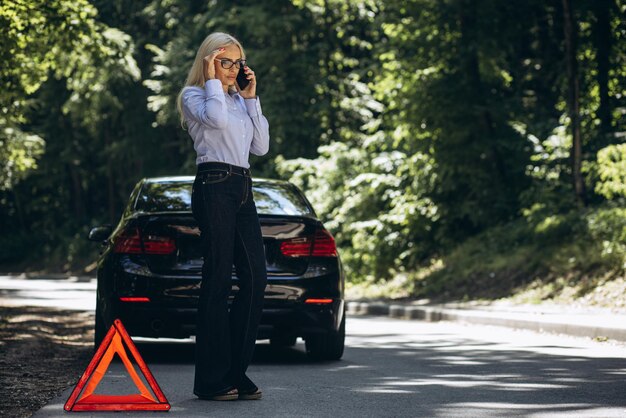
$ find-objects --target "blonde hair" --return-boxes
[176,32,246,128]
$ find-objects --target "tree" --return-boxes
[0,0,140,264]
[561,0,585,206]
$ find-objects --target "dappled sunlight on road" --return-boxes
[5,277,624,417]
[0,274,96,311]
[336,316,626,416]
[2,310,93,346]
[29,314,626,417]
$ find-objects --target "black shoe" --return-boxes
[236,374,262,400]
[195,386,239,401]
[238,387,262,400]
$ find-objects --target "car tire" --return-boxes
[94,298,106,351]
[305,311,345,361]
[270,334,298,347]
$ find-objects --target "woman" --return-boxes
[177,32,269,401]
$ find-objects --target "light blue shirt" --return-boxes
[182,79,270,168]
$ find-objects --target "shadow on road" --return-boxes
[134,341,313,365]
[131,321,626,416]
[3,291,626,417]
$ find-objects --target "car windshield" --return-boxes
[134,179,315,217]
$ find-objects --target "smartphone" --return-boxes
[236,66,250,91]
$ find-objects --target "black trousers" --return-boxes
[191,162,267,396]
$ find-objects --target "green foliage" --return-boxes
[0,0,100,102]
[1,0,88,188]
[595,144,626,200]
[278,140,439,283]
[277,0,624,287]
[586,205,626,265]
[378,0,535,235]
[0,0,624,296]
[0,125,44,190]
[403,203,626,301]
[0,0,155,266]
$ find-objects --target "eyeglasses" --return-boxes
[214,58,247,69]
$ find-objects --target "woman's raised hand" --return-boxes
[203,48,225,82]
[237,66,257,99]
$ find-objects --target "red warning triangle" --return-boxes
[64,319,170,412]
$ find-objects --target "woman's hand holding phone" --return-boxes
[237,66,257,99]
[203,48,226,82]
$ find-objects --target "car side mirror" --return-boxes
[88,225,113,242]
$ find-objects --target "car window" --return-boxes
[252,183,314,216]
[135,179,315,217]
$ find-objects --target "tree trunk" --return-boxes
[107,161,116,223]
[103,128,117,223]
[592,0,612,143]
[12,188,26,230]
[323,0,337,143]
[561,0,585,207]
[69,163,85,221]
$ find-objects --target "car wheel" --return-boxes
[94,298,106,351]
[305,311,345,361]
[270,334,298,347]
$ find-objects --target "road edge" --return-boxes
[346,301,626,342]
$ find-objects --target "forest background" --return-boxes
[1,0,624,305]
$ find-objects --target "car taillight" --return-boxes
[305,298,333,304]
[113,227,176,255]
[280,237,312,257]
[143,234,177,254]
[113,228,143,254]
[119,297,151,302]
[280,229,337,257]
[311,229,337,257]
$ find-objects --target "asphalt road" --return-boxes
[32,316,626,417]
[2,275,625,417]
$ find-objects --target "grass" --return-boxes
[347,202,626,309]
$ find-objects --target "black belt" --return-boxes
[197,161,251,177]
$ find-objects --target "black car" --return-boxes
[88,176,345,360]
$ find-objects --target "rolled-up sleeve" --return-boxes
[182,80,228,129]
[245,97,270,156]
